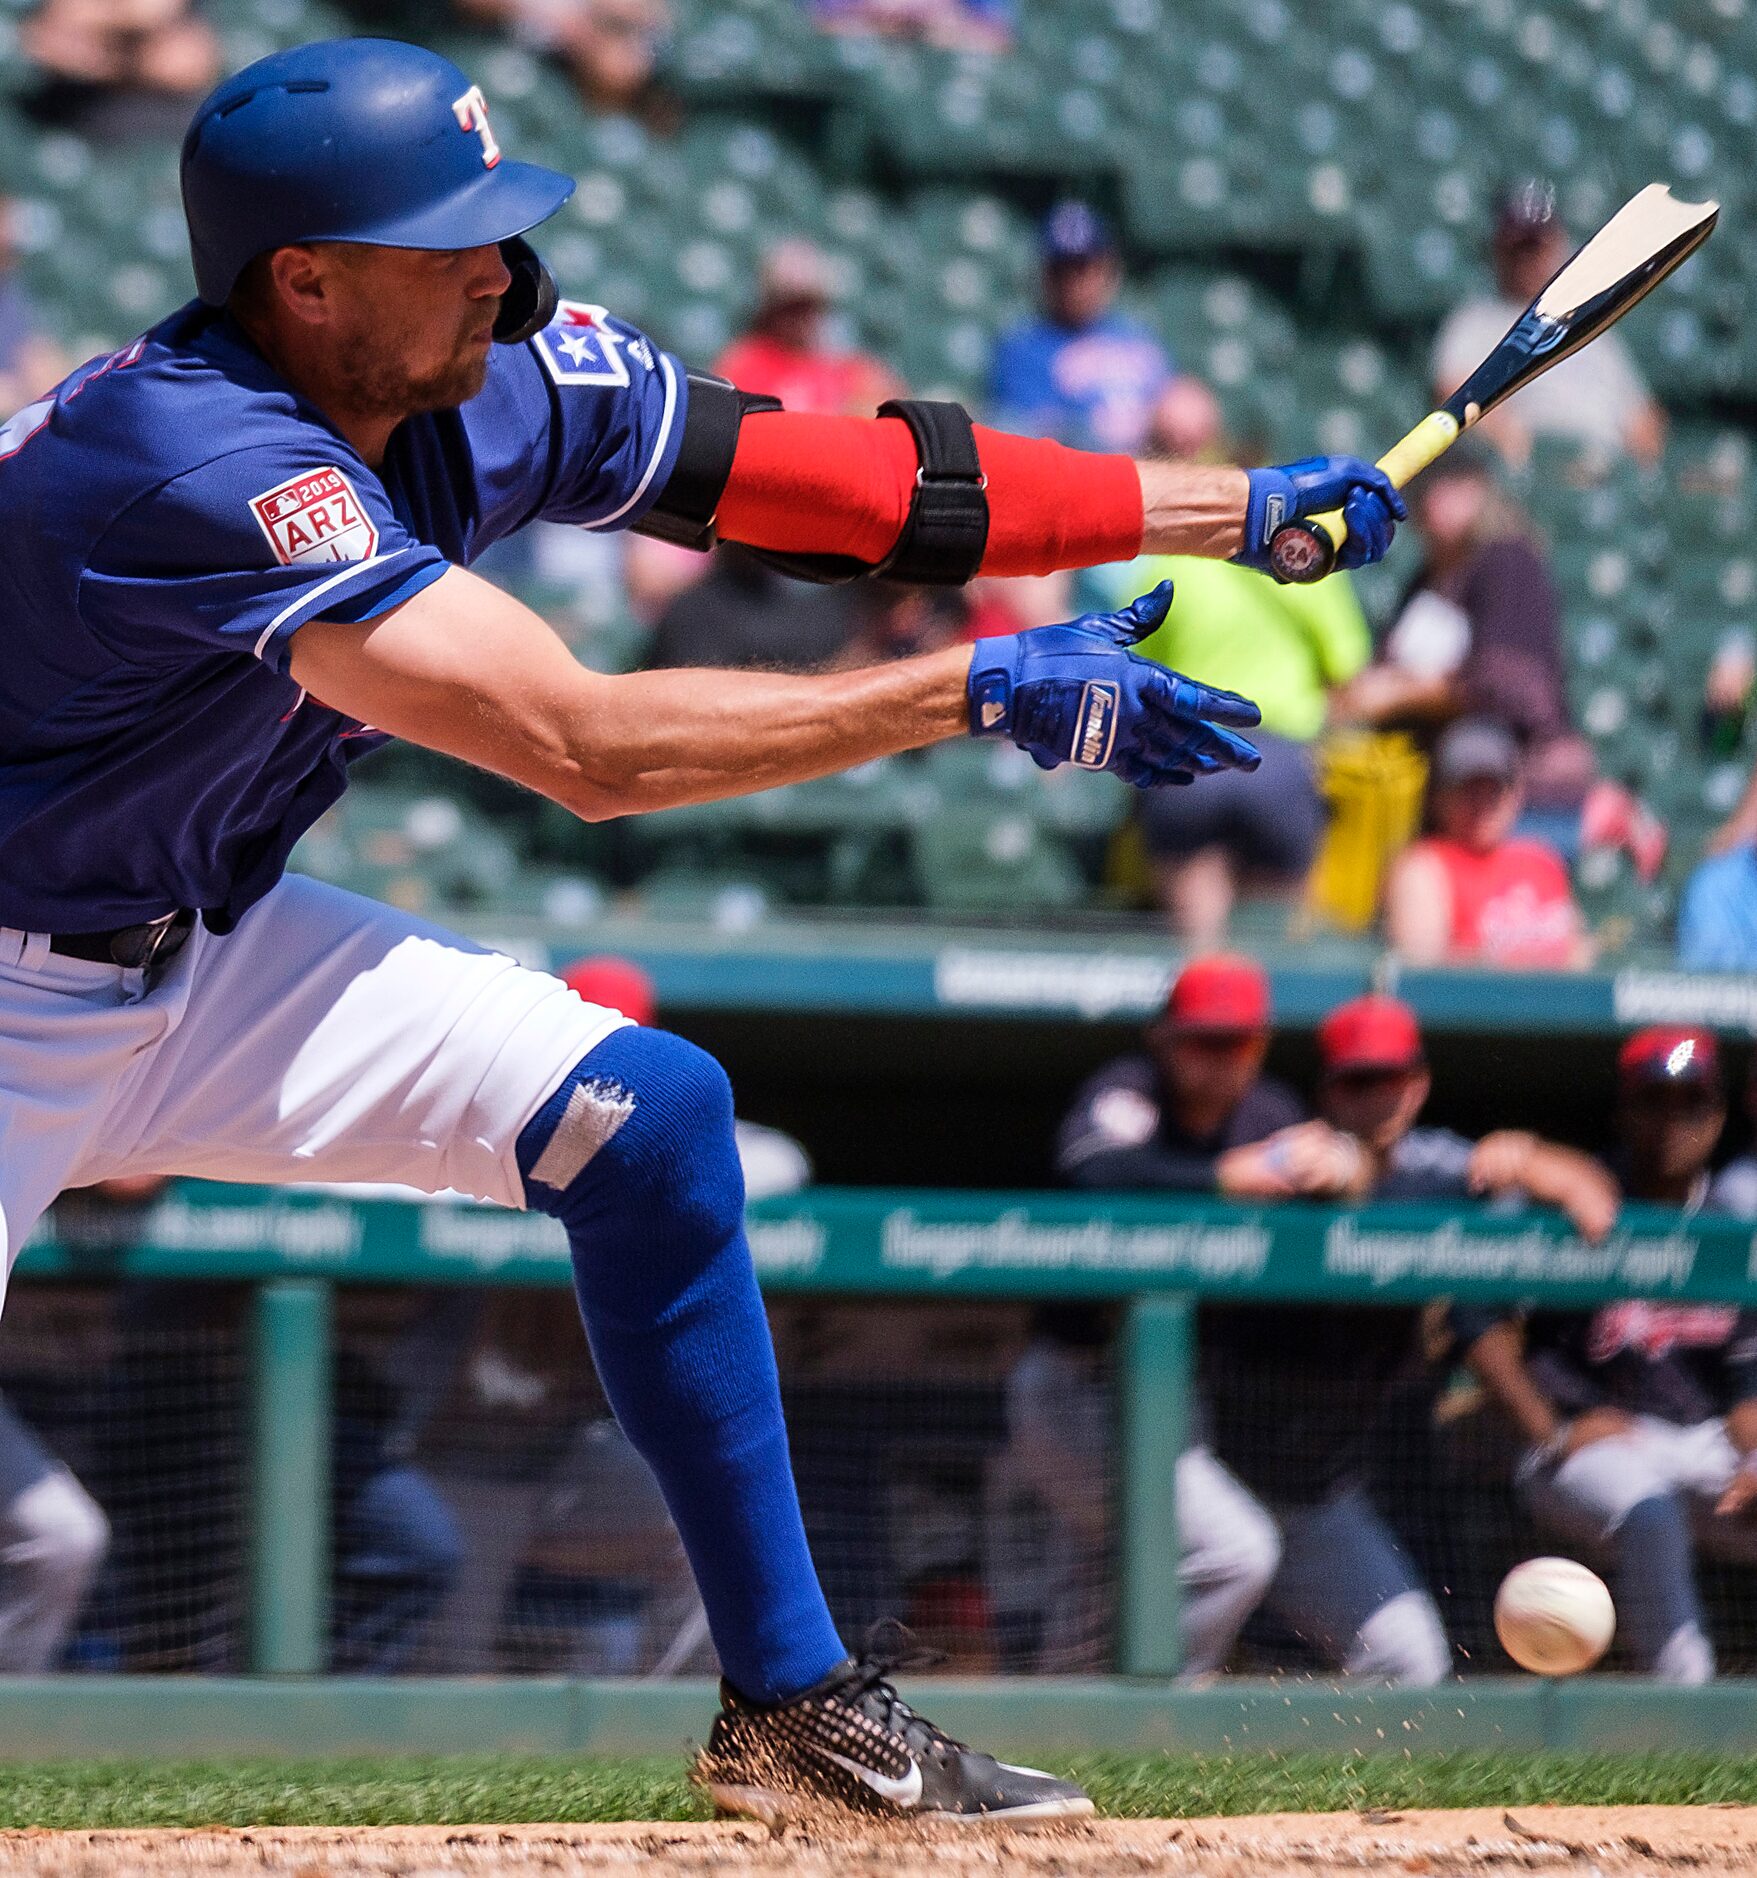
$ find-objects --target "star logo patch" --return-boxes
[533,301,632,387]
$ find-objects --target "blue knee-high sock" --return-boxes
[518,1025,845,1702]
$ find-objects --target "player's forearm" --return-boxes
[1521,1143,1615,1215]
[290,567,971,823]
[558,650,971,819]
[1464,1321,1562,1448]
[1136,460,1249,559]
[715,411,1248,579]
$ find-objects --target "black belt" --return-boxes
[48,910,195,971]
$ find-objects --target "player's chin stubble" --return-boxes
[337,326,494,419]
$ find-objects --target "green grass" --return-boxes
[3,1752,1757,1830]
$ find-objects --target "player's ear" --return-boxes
[267,244,335,328]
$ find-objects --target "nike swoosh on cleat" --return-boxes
[817,1748,923,1808]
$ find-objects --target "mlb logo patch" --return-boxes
[249,467,380,566]
[534,301,631,388]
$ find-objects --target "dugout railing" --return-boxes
[10,1181,1757,1762]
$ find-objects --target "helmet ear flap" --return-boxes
[493,236,557,345]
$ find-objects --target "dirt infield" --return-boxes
[4,1807,1757,1877]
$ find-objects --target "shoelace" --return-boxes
[831,1620,970,1762]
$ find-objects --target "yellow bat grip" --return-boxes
[1307,410,1465,549]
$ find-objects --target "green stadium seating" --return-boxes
[8,0,1749,949]
[910,807,1086,914]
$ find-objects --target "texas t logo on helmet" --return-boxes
[451,84,501,169]
[179,38,567,345]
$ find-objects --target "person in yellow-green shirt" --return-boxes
[1107,555,1371,942]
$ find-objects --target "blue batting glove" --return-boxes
[1239,455,1407,577]
[967,582,1262,789]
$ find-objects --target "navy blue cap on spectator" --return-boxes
[1619,1027,1722,1091]
[1040,200,1114,264]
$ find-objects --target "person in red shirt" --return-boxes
[1384,718,1591,969]
[714,238,902,419]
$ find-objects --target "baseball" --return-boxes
[1494,1557,1616,1676]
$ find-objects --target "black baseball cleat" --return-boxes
[699,1624,1094,1826]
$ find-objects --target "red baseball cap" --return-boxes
[1319,994,1424,1073]
[1618,1026,1721,1089]
[1164,954,1271,1033]
[559,955,657,1027]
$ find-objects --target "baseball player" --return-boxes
[1467,1028,1757,1684]
[0,38,1403,1819]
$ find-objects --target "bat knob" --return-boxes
[1266,519,1337,584]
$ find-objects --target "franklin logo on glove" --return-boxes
[1076,683,1119,769]
[966,582,1261,788]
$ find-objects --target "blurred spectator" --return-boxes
[645,546,861,674]
[1002,1304,1279,1678]
[1169,994,1612,1686]
[1147,373,1226,464]
[21,0,220,142]
[1681,748,1757,971]
[61,1177,459,1672]
[1336,441,1594,825]
[988,204,1208,458]
[1712,1059,1757,1218]
[1677,833,1757,973]
[0,1396,107,1670]
[1271,994,1618,1232]
[1703,626,1754,759]
[808,0,1011,55]
[1118,556,1370,943]
[0,200,71,417]
[1432,179,1665,468]
[1056,955,1352,1200]
[1384,719,1592,970]
[1466,1027,1757,1684]
[716,240,902,418]
[835,581,972,668]
[456,0,675,126]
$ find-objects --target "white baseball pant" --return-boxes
[0,873,626,1288]
[1520,1415,1757,1682]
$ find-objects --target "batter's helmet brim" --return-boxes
[325,158,576,255]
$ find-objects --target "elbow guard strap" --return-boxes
[634,372,780,554]
[638,384,990,586]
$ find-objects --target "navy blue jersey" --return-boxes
[0,296,685,933]
[1521,1304,1757,1426]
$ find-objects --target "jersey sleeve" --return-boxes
[465,301,686,541]
[78,445,451,675]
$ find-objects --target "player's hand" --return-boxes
[1468,1130,1539,1196]
[1717,1461,1757,1519]
[1238,456,1406,579]
[1265,1121,1370,1198]
[967,582,1262,788]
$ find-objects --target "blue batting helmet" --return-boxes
[180,38,575,319]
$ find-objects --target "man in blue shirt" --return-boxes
[1677,843,1757,972]
[0,37,1403,1819]
[988,201,1176,456]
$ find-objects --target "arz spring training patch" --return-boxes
[249,467,381,567]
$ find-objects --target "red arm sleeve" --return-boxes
[712,411,1145,579]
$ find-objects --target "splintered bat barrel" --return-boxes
[1265,183,1719,584]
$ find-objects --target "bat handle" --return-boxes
[1265,412,1463,584]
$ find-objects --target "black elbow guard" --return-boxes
[635,382,990,587]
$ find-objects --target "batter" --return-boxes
[0,38,1403,1819]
